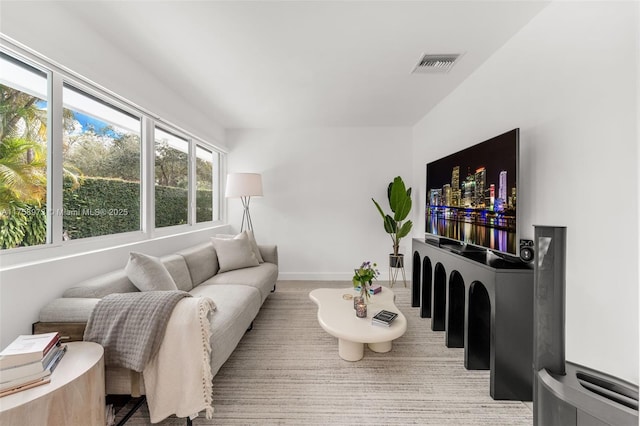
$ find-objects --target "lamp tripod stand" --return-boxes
[240,196,254,232]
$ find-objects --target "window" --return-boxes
[196,145,217,223]
[62,84,141,239]
[155,127,189,228]
[0,53,49,250]
[0,45,223,256]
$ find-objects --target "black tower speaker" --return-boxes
[533,227,566,375]
[533,225,567,425]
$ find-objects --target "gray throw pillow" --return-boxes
[125,252,178,292]
[211,234,259,273]
[215,231,264,263]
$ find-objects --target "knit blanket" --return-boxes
[84,290,191,372]
[143,296,217,422]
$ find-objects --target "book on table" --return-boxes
[0,344,66,394]
[0,332,66,397]
[0,344,67,387]
[372,310,398,327]
[0,368,51,392]
[0,341,63,382]
[0,377,52,397]
[0,332,60,369]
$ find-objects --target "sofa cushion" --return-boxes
[160,254,193,292]
[39,298,101,322]
[177,243,219,287]
[125,252,178,292]
[63,269,138,298]
[202,263,277,303]
[211,235,259,273]
[188,284,261,376]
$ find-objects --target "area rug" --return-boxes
[120,281,533,425]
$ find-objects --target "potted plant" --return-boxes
[372,176,413,268]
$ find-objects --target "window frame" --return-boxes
[0,50,53,248]
[0,39,226,267]
[60,78,144,241]
[194,144,219,224]
[153,125,191,232]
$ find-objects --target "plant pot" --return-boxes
[389,254,404,268]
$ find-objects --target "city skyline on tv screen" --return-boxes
[425,129,519,255]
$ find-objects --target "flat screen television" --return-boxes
[425,128,519,256]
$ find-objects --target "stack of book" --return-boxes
[372,310,398,327]
[353,285,382,295]
[0,332,66,397]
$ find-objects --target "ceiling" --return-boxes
[8,1,550,129]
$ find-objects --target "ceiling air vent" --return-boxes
[412,54,461,74]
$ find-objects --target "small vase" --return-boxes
[360,284,370,303]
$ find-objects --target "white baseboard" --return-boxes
[277,272,353,281]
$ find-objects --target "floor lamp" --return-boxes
[225,173,263,232]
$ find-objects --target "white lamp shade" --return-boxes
[225,173,263,198]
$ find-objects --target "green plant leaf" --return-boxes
[397,220,413,238]
[372,198,386,220]
[389,176,407,214]
[393,194,412,221]
[383,214,396,234]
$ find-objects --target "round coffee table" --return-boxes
[309,287,407,361]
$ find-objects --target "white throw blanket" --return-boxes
[143,296,217,423]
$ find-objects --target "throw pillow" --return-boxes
[211,234,259,273]
[214,234,236,239]
[215,231,264,263]
[125,252,179,292]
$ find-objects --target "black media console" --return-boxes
[412,238,534,401]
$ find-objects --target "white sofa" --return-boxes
[37,240,278,395]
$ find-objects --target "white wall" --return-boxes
[226,128,412,280]
[412,2,639,384]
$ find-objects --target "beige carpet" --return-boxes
[120,281,533,425]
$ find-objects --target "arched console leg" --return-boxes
[466,282,490,370]
[446,271,465,348]
[420,257,432,318]
[411,251,421,307]
[432,263,446,331]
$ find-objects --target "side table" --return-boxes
[0,341,105,425]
